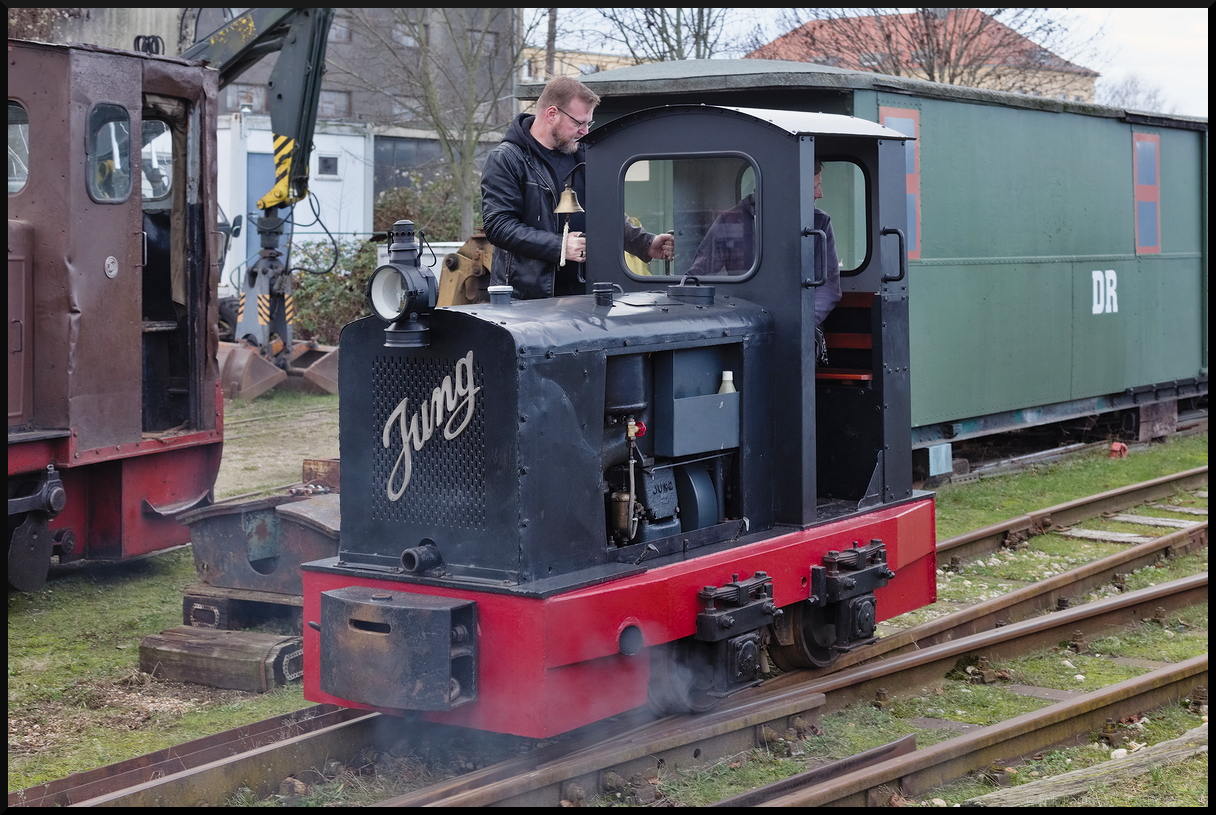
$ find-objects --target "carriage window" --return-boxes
[623,154,758,280]
[87,103,132,202]
[8,102,29,194]
[141,119,173,200]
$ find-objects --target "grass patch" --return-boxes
[932,434,1207,540]
[7,547,308,792]
[1120,549,1209,591]
[226,750,445,806]
[1059,755,1208,806]
[617,705,959,807]
[891,682,1050,725]
[222,388,339,422]
[600,749,807,807]
[801,704,957,757]
[215,389,339,500]
[957,538,1123,582]
[999,650,1144,692]
[1086,603,1208,664]
[933,571,1021,604]
[883,600,968,629]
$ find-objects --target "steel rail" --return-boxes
[709,733,919,807]
[15,574,1204,808]
[378,687,834,807]
[755,654,1208,807]
[765,573,1207,716]
[8,705,363,808]
[829,521,1207,673]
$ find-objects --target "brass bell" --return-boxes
[555,183,584,214]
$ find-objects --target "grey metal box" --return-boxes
[654,348,740,457]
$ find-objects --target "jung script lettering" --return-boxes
[382,351,480,500]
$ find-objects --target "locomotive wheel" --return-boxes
[8,514,54,592]
[767,601,840,670]
[647,639,719,715]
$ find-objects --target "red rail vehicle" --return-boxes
[8,39,223,591]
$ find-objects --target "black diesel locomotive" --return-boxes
[301,106,937,738]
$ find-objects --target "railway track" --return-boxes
[9,470,1206,807]
[374,573,1208,807]
[715,654,1208,807]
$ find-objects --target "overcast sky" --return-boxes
[1076,8,1207,117]
[545,8,1207,119]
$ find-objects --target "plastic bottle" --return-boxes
[718,370,736,394]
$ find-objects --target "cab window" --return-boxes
[8,102,29,194]
[87,103,132,202]
[622,154,871,279]
[623,154,759,280]
[141,119,173,200]
[820,159,869,275]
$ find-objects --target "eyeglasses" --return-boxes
[555,106,594,131]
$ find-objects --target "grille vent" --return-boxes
[371,355,486,529]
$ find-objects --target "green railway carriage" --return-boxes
[540,60,1207,477]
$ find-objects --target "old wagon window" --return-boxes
[1133,132,1160,254]
[87,103,132,202]
[140,119,174,200]
[623,154,759,280]
[8,102,29,194]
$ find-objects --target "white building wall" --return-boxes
[216,114,374,296]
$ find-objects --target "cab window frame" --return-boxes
[86,102,133,204]
[620,150,763,284]
[816,156,873,278]
[8,101,30,195]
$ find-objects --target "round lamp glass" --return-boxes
[369,265,408,321]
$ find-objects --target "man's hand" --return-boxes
[648,232,674,261]
[565,231,587,262]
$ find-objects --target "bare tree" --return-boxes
[545,8,558,78]
[327,9,545,239]
[1096,74,1177,114]
[578,8,741,63]
[753,8,1103,97]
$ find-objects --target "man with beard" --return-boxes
[482,76,674,299]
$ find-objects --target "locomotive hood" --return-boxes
[335,288,773,590]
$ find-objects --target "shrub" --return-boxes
[288,238,378,344]
[374,170,480,241]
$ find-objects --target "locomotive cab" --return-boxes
[302,106,936,738]
[8,40,222,590]
[584,107,915,523]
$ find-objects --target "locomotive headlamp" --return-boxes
[366,220,437,347]
[368,263,411,322]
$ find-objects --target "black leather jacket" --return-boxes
[481,114,574,299]
[482,114,656,299]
